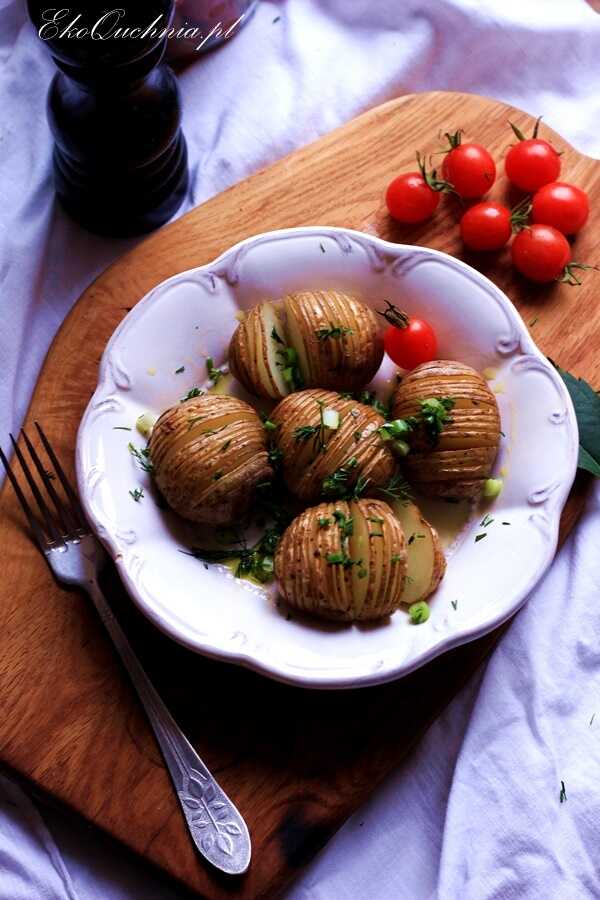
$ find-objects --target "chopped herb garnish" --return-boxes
[481,514,494,528]
[180,386,204,402]
[206,357,225,385]
[378,418,413,441]
[408,600,429,624]
[358,568,368,579]
[418,397,455,445]
[451,599,458,610]
[175,365,185,374]
[318,516,331,528]
[271,327,284,344]
[275,344,304,390]
[113,426,132,431]
[325,551,362,569]
[475,533,487,542]
[559,781,567,803]
[322,457,358,498]
[221,439,232,452]
[590,713,595,727]
[129,487,144,502]
[353,430,362,442]
[294,424,320,442]
[367,516,384,525]
[376,472,412,504]
[408,533,425,545]
[315,323,354,341]
[333,508,354,538]
[213,470,223,481]
[319,242,326,253]
[502,521,511,525]
[263,418,278,432]
[391,554,403,563]
[188,522,283,585]
[356,390,390,418]
[369,531,384,538]
[268,447,283,467]
[529,317,538,327]
[128,442,153,473]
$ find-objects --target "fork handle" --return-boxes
[86,578,251,875]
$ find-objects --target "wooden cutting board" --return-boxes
[1,91,598,899]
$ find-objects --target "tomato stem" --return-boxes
[510,196,532,233]
[416,151,456,195]
[442,129,463,151]
[377,299,409,329]
[558,263,599,287]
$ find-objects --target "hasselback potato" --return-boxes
[270,388,396,502]
[391,360,500,498]
[274,498,408,621]
[228,290,383,399]
[148,395,272,524]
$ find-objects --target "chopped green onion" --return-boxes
[408,601,430,624]
[136,412,157,438]
[483,477,503,500]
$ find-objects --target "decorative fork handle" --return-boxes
[86,577,251,875]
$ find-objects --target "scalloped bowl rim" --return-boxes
[76,226,579,689]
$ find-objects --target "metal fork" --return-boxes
[1,423,251,876]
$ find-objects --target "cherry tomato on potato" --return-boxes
[511,224,570,283]
[383,317,438,370]
[385,173,440,224]
[460,202,512,251]
[442,143,496,198]
[532,182,589,234]
[505,139,561,192]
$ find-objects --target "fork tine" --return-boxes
[34,422,87,530]
[21,429,73,535]
[0,444,48,550]
[9,434,63,545]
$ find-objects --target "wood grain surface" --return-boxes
[1,91,598,899]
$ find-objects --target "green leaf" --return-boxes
[556,366,600,477]
[578,446,600,477]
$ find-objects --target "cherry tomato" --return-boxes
[442,144,496,198]
[460,202,512,251]
[511,224,570,283]
[532,182,589,234]
[384,317,438,369]
[386,173,440,224]
[505,139,561,192]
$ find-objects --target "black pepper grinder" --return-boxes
[27,2,188,236]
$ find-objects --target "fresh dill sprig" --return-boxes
[322,457,359,498]
[180,386,204,402]
[129,487,144,502]
[315,323,353,341]
[206,357,225,385]
[127,442,153,473]
[376,472,412,504]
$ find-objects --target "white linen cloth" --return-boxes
[1,0,600,897]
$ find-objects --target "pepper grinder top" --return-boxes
[27,2,189,236]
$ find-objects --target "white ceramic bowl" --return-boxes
[76,227,578,689]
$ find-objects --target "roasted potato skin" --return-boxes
[284,290,383,391]
[391,360,501,498]
[148,394,272,525]
[229,304,287,400]
[270,388,396,502]
[274,499,407,621]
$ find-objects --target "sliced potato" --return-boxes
[391,500,446,605]
[270,388,396,502]
[274,498,407,621]
[283,290,383,391]
[149,394,272,524]
[229,291,384,399]
[392,360,501,498]
[229,302,290,400]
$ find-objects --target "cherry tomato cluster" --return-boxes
[385,120,594,286]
